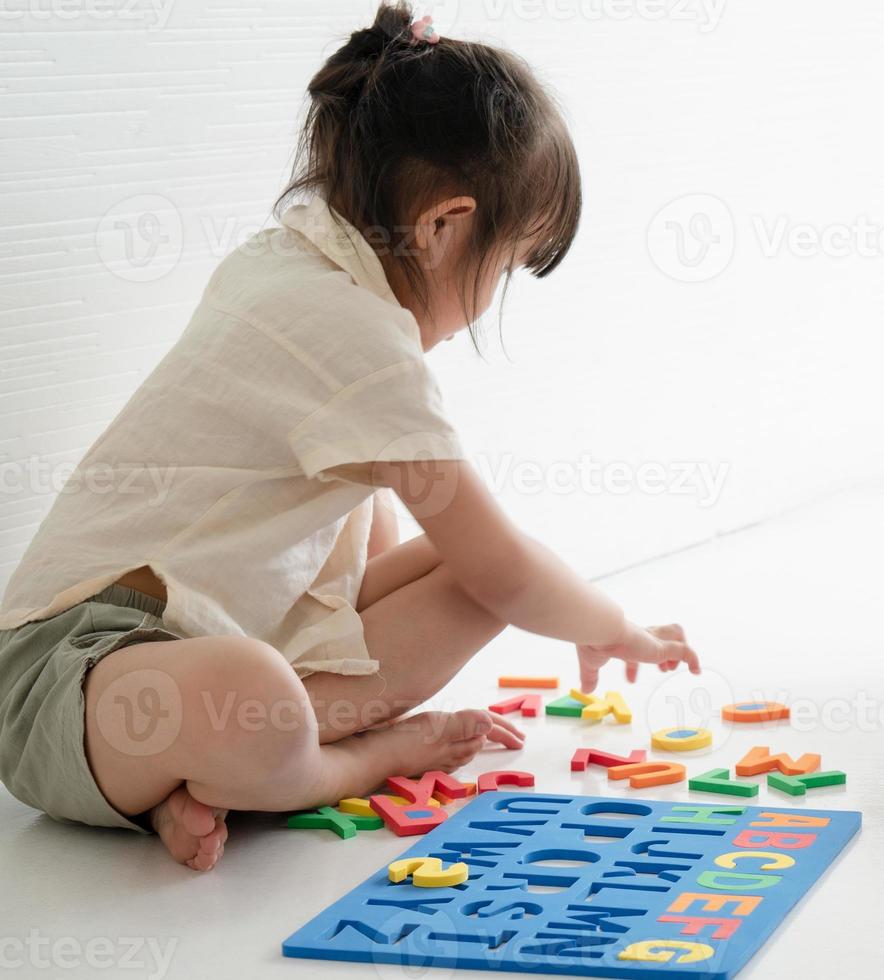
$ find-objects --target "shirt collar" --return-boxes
[281,195,401,308]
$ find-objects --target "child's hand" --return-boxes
[576,621,700,692]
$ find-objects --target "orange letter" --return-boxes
[667,893,763,916]
[750,811,830,829]
[657,915,741,940]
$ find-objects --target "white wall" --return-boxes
[2,0,883,593]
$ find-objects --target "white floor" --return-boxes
[1,481,881,979]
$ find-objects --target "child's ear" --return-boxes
[414,196,477,252]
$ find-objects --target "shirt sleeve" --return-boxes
[287,356,465,482]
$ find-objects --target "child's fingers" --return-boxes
[578,649,609,692]
[625,662,639,683]
[486,722,526,749]
[661,641,701,674]
[488,713,525,740]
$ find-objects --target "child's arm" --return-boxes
[371,459,700,690]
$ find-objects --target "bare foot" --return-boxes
[391,708,525,774]
[150,785,229,871]
[326,708,525,801]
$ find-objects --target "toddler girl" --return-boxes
[0,2,699,871]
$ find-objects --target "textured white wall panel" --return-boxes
[2,1,883,596]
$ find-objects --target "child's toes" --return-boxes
[187,825,225,872]
[179,793,216,838]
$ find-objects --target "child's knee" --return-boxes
[189,636,319,779]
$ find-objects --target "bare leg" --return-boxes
[83,636,517,870]
[355,532,441,610]
[305,553,507,743]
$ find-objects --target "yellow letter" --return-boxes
[715,851,795,871]
[619,940,714,963]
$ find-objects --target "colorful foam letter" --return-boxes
[386,772,472,805]
[666,893,763,916]
[489,694,542,717]
[689,768,758,798]
[722,701,790,723]
[545,694,585,718]
[607,761,686,789]
[750,811,829,829]
[569,689,632,724]
[339,795,440,818]
[767,770,846,797]
[370,795,449,837]
[498,676,558,689]
[477,770,536,793]
[571,747,646,772]
[388,857,469,888]
[433,783,477,805]
[661,805,745,825]
[618,940,714,963]
[735,746,821,777]
[287,806,381,838]
[651,727,712,752]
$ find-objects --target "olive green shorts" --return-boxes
[0,584,183,834]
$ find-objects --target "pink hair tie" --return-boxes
[410,15,439,45]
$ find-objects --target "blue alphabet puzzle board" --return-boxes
[282,793,860,979]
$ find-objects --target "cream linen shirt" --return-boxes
[0,197,464,676]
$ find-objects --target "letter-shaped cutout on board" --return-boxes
[388,857,469,888]
[618,940,714,963]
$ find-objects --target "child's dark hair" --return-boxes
[275,1,581,343]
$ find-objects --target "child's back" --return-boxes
[0,197,461,676]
